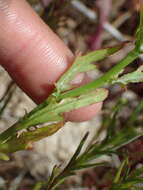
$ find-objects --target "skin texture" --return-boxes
[0,0,102,122]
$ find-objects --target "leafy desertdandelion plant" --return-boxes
[0,4,143,156]
[0,4,143,190]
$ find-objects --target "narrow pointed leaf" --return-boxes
[53,88,108,114]
[56,44,123,93]
[32,183,43,190]
[67,132,89,166]
[114,158,129,184]
[100,127,143,152]
[73,162,107,170]
[31,88,108,122]
[0,122,64,153]
[112,65,143,85]
[136,6,143,52]
[0,152,9,161]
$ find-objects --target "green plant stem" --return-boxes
[58,49,139,99]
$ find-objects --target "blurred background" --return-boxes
[0,0,143,189]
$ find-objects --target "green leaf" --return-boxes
[32,182,45,190]
[27,88,108,127]
[136,7,143,52]
[56,45,123,93]
[110,166,143,190]
[30,88,108,125]
[100,127,143,152]
[47,165,61,186]
[111,65,143,85]
[113,158,129,184]
[73,162,108,170]
[59,49,139,100]
[105,99,128,141]
[53,88,108,114]
[67,132,89,167]
[0,152,9,161]
[55,54,96,93]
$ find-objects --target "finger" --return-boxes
[0,0,102,122]
[64,102,102,122]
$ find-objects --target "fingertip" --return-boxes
[64,102,103,122]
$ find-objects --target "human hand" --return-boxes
[0,0,102,122]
